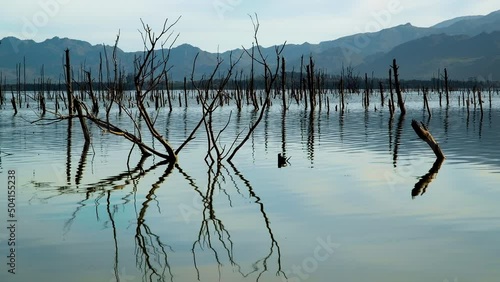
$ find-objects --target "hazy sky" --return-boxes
[1,0,498,52]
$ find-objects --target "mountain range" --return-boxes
[1,10,500,83]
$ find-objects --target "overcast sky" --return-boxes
[1,0,498,52]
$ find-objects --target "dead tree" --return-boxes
[411,120,445,160]
[392,59,406,115]
[250,43,258,110]
[227,14,286,163]
[281,56,286,110]
[364,73,369,109]
[307,57,316,109]
[131,18,181,162]
[10,93,17,115]
[34,18,181,163]
[339,75,345,112]
[98,32,123,125]
[423,87,431,117]
[388,68,395,117]
[33,16,282,166]
[379,81,384,107]
[179,15,284,164]
[178,51,243,163]
[73,98,90,143]
[65,49,73,115]
[477,88,484,116]
[444,68,450,106]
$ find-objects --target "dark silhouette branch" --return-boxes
[227,14,286,163]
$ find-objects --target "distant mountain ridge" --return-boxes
[358,31,500,80]
[1,9,500,82]
[431,15,483,29]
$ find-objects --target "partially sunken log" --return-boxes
[411,120,445,160]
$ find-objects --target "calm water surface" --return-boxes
[1,91,500,282]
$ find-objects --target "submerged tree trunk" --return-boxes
[411,120,445,160]
[11,93,17,115]
[392,59,406,115]
[388,69,395,118]
[423,88,431,117]
[74,98,91,143]
[281,56,286,110]
[444,68,450,106]
[65,49,73,115]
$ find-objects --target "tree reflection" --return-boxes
[177,162,285,282]
[33,151,174,282]
[412,158,444,198]
[392,115,405,168]
[135,160,175,282]
[229,163,285,281]
[281,110,287,157]
[75,141,90,185]
[66,119,72,184]
[106,190,120,282]
[32,142,285,282]
[306,110,315,163]
[190,163,236,280]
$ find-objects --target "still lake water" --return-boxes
[1,91,500,282]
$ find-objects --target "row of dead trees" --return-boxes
[29,16,289,165]
[2,54,496,118]
[3,17,497,165]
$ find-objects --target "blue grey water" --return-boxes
[0,91,499,282]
